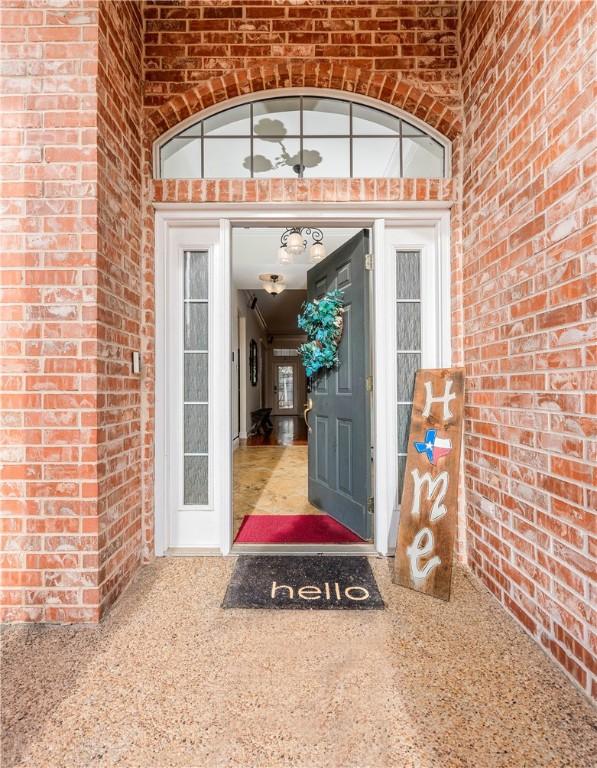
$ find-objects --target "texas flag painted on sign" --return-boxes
[414,429,452,466]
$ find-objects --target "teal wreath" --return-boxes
[297,289,344,377]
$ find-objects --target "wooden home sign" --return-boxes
[393,368,465,602]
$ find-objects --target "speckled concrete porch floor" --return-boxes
[2,558,595,768]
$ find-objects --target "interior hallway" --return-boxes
[2,558,595,768]
[246,415,308,447]
[233,417,322,540]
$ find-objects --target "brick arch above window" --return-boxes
[146,63,462,145]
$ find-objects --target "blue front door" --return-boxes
[306,230,372,540]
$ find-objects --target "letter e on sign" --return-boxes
[298,586,322,600]
[393,368,464,601]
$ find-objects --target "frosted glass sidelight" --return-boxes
[184,456,209,505]
[183,250,209,506]
[397,455,408,500]
[184,404,208,454]
[397,353,421,402]
[184,251,208,300]
[184,303,208,351]
[184,353,208,403]
[397,403,412,454]
[396,251,420,300]
[396,249,422,505]
[396,303,421,351]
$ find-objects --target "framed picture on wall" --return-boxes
[249,339,258,386]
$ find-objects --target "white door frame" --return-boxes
[155,203,452,556]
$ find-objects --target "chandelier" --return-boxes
[259,273,286,296]
[277,227,326,265]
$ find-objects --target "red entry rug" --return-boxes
[235,514,365,544]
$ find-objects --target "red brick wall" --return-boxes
[1,0,101,622]
[460,0,596,698]
[0,0,143,621]
[96,1,143,613]
[143,0,460,112]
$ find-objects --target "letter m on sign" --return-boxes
[393,368,464,601]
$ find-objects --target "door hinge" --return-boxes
[366,375,373,392]
[367,496,375,514]
[365,253,374,270]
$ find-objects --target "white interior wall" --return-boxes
[231,298,239,440]
[232,289,264,437]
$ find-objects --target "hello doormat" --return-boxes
[222,556,385,610]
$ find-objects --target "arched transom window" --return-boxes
[157,95,449,180]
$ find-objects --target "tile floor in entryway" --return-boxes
[2,558,595,768]
[233,444,323,539]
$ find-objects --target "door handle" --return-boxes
[303,398,313,432]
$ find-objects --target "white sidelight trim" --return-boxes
[379,220,452,553]
[216,218,233,555]
[154,205,451,557]
[372,217,393,555]
[157,224,223,554]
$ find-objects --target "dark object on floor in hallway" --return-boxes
[235,514,365,544]
[222,556,384,610]
[247,415,307,446]
[249,407,273,436]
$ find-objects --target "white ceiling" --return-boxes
[231,227,361,289]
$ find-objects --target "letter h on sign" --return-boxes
[393,369,464,601]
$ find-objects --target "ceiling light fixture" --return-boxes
[278,227,326,264]
[259,273,286,296]
[277,246,293,264]
[309,242,326,263]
